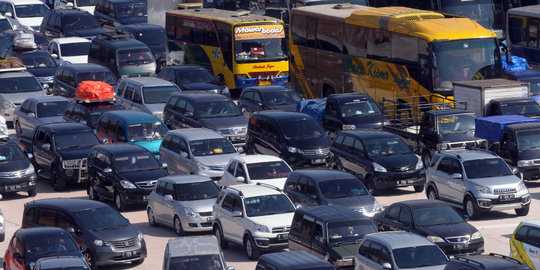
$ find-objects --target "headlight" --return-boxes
[137,232,144,242]
[198,163,210,171]
[518,181,527,191]
[471,231,482,240]
[119,180,137,189]
[277,71,289,77]
[373,202,382,212]
[518,160,535,167]
[288,146,297,153]
[253,223,269,233]
[437,143,448,150]
[94,239,104,246]
[415,158,424,170]
[342,124,356,130]
[185,207,198,217]
[25,165,35,175]
[372,162,387,172]
[474,184,491,194]
[335,258,353,266]
[1,100,15,109]
[153,112,163,120]
[427,235,445,243]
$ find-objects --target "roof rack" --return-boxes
[0,67,26,73]
[75,98,115,104]
[96,32,132,41]
[224,186,243,197]
[256,182,282,192]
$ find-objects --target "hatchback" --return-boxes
[52,63,117,98]
[63,100,124,130]
[117,24,166,71]
[93,0,147,31]
[0,138,37,197]
[14,96,68,136]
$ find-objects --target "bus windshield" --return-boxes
[438,0,501,32]
[234,25,287,63]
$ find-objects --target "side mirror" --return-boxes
[241,107,246,113]
[66,227,75,234]
[185,111,194,118]
[103,167,112,173]
[227,267,235,270]
[4,12,12,18]
[80,120,87,125]
[79,245,87,252]
[295,203,302,209]
[382,262,393,270]
[66,2,73,7]
[236,146,244,153]
[236,176,245,183]
[162,162,168,168]
[257,102,263,108]
[51,53,58,59]
[512,167,519,175]
[164,194,173,201]
[28,112,36,118]
[41,143,51,151]
[101,138,109,144]
[27,153,33,159]
[232,210,243,217]
[451,173,462,179]
[180,151,188,158]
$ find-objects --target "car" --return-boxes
[93,0,147,31]
[256,251,335,270]
[33,256,91,270]
[87,143,167,211]
[22,198,147,270]
[485,97,540,118]
[0,205,4,242]
[117,24,166,71]
[116,77,180,120]
[320,93,383,133]
[284,169,381,217]
[330,130,425,194]
[14,96,69,136]
[237,86,301,116]
[0,0,49,30]
[510,219,540,269]
[444,253,532,270]
[213,183,296,260]
[47,37,91,64]
[39,9,105,41]
[425,149,531,219]
[147,175,220,235]
[0,68,45,123]
[164,92,248,146]
[163,236,234,270]
[3,227,85,270]
[54,0,97,14]
[246,111,331,168]
[0,50,58,92]
[157,65,230,97]
[95,110,167,158]
[219,154,292,189]
[63,100,124,130]
[0,14,16,32]
[159,128,241,180]
[374,200,484,256]
[0,138,37,197]
[289,205,377,269]
[52,63,117,98]
[355,232,449,270]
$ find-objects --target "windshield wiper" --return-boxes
[94,224,126,231]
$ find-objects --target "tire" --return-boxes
[174,216,185,236]
[83,250,97,270]
[422,151,432,168]
[147,208,157,227]
[88,184,99,201]
[413,185,424,193]
[365,175,377,195]
[464,196,482,220]
[15,122,22,138]
[114,192,126,211]
[323,86,335,97]
[27,188,37,197]
[427,186,439,200]
[214,224,228,249]
[131,259,144,265]
[52,168,66,191]
[516,205,530,216]
[244,234,260,261]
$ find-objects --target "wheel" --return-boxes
[427,186,439,200]
[323,86,335,97]
[422,151,432,167]
[147,208,157,227]
[214,224,228,249]
[114,192,126,211]
[174,216,185,236]
[516,205,530,216]
[244,234,260,260]
[464,196,482,220]
[27,188,37,197]
[0,233,4,242]
[413,185,424,192]
[88,184,99,201]
[131,259,144,265]
[15,122,22,137]
[83,250,97,270]
[52,168,66,191]
[365,175,377,195]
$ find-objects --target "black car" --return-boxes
[374,200,484,256]
[4,227,85,270]
[117,24,166,71]
[444,253,532,270]
[52,63,117,98]
[322,93,383,133]
[22,198,147,269]
[237,86,302,115]
[0,138,37,197]
[257,251,336,270]
[87,144,167,211]
[246,111,331,168]
[39,9,105,41]
[157,65,229,97]
[93,0,147,32]
[331,130,425,194]
[63,100,125,130]
[485,97,540,118]
[0,49,57,91]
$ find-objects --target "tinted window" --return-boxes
[413,205,465,227]
[114,153,160,172]
[364,138,411,157]
[128,121,167,142]
[169,254,223,270]
[244,194,295,217]
[262,90,301,106]
[0,77,42,93]
[36,101,69,118]
[77,71,117,85]
[393,246,448,268]
[14,3,48,18]
[340,100,380,117]
[318,178,368,198]
[246,161,291,180]
[63,13,99,29]
[189,138,236,156]
[0,144,27,161]
[175,181,219,201]
[115,1,146,18]
[25,232,78,255]
[73,206,128,231]
[54,131,99,150]
[197,100,242,118]
[463,158,513,179]
[142,86,178,104]
[280,118,325,139]
[328,220,376,242]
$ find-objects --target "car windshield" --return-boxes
[0,144,26,162]
[63,14,99,29]
[393,246,448,268]
[0,19,12,32]
[437,113,476,135]
[328,220,376,243]
[280,118,325,139]
[114,153,160,172]
[197,100,242,118]
[77,71,117,85]
[246,161,291,180]
[54,131,99,150]
[262,90,302,106]
[18,53,56,69]
[244,194,295,217]
[128,121,166,142]
[463,158,513,179]
[175,180,219,201]
[133,29,165,46]
[318,178,368,199]
[517,130,540,151]
[169,255,223,270]
[14,4,48,18]
[88,105,123,128]
[73,206,129,231]
[142,86,178,104]
[365,138,411,157]
[234,37,287,63]
[0,77,42,93]
[522,78,540,97]
[189,138,236,156]
[76,0,96,6]
[501,102,540,117]
[37,101,69,118]
[413,206,465,227]
[34,32,48,47]
[172,68,215,84]
[117,48,154,68]
[340,101,380,118]
[115,2,147,18]
[25,234,78,255]
[60,42,91,57]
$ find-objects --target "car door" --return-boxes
[22,101,37,132]
[131,87,146,113]
[299,177,319,207]
[310,221,327,259]
[355,240,382,270]
[291,216,315,253]
[221,160,238,187]
[323,99,341,134]
[434,158,453,201]
[6,234,25,270]
[338,135,359,174]
[96,152,115,200]
[184,101,200,128]
[34,132,54,174]
[15,100,30,132]
[172,98,188,129]
[352,138,369,179]
[219,194,238,242]
[150,181,167,225]
[161,182,177,228]
[377,205,401,231]
[447,159,467,204]
[171,136,191,175]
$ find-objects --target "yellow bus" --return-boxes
[289,4,502,104]
[166,9,289,90]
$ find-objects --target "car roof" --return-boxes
[340,130,398,140]
[244,86,292,92]
[0,70,35,78]
[25,96,68,103]
[299,205,371,223]
[119,23,164,31]
[453,254,529,269]
[5,0,45,5]
[396,199,453,209]
[162,65,207,71]
[328,92,373,102]
[166,236,221,257]
[52,8,89,15]
[260,251,333,267]
[364,231,437,249]
[92,143,149,155]
[167,128,224,141]
[121,77,175,87]
[172,92,230,102]
[504,122,540,132]
[159,175,212,184]
[38,122,92,133]
[25,198,110,212]
[36,256,88,268]
[106,0,145,4]
[224,183,282,197]
[426,109,473,116]
[491,97,536,103]
[102,110,161,124]
[435,149,498,161]
[52,37,91,44]
[233,154,284,164]
[18,227,73,237]
[93,36,147,49]
[520,219,540,228]
[290,169,354,182]
[61,63,112,72]
[254,111,313,121]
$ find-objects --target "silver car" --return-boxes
[116,77,181,120]
[159,128,241,180]
[163,236,234,270]
[355,232,448,270]
[147,175,220,235]
[0,199,4,242]
[13,96,68,136]
[0,69,45,123]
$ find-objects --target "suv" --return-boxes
[219,155,292,189]
[163,236,234,270]
[0,138,37,197]
[485,97,540,118]
[289,205,377,269]
[444,253,532,270]
[93,0,147,31]
[39,8,104,41]
[237,86,301,116]
[22,198,147,269]
[14,96,68,136]
[0,68,45,124]
[212,183,296,260]
[63,100,125,130]
[52,63,117,98]
[0,0,49,30]
[0,49,58,91]
[425,149,531,219]
[157,65,229,97]
[54,0,96,14]
[116,77,180,120]
[117,24,166,71]
[47,37,91,64]
[256,251,335,270]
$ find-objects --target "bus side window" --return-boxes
[215,21,233,70]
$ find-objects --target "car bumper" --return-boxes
[436,239,484,256]
[61,169,88,184]
[373,170,425,189]
[475,194,531,211]
[518,166,540,180]
[197,170,225,181]
[120,188,153,204]
[94,239,147,266]
[234,76,288,89]
[224,135,247,146]
[252,232,289,250]
[180,215,214,232]
[286,154,330,169]
[0,173,37,193]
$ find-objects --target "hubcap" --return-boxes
[148,209,154,224]
[215,229,221,243]
[423,154,431,166]
[175,218,181,234]
[429,190,436,199]
[115,195,121,209]
[246,239,252,256]
[467,200,474,216]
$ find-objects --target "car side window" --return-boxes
[222,194,235,212]
[24,208,36,224]
[226,161,236,174]
[185,102,195,117]
[342,135,355,152]
[253,92,262,103]
[235,164,246,179]
[451,160,463,177]
[399,206,412,225]
[117,125,126,142]
[233,196,243,212]
[286,175,299,191]
[527,227,540,248]
[164,182,175,199]
[14,236,23,254]
[514,225,529,242]
[65,70,75,87]
[166,96,178,110]
[358,240,372,256]
[37,208,57,227]
[20,100,30,113]
[53,13,61,29]
[156,181,166,195]
[175,99,186,113]
[290,212,303,233]
[437,158,452,175]
[57,211,77,230]
[117,82,126,97]
[384,205,400,221]
[353,138,365,156]
[132,89,142,104]
[333,134,345,148]
[300,217,315,237]
[169,136,181,153]
[298,177,309,195]
[107,121,118,139]
[243,91,253,102]
[367,241,385,264]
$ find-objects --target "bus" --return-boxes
[289,4,502,105]
[166,9,289,90]
[507,5,540,68]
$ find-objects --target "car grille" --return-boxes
[493,187,517,195]
[272,226,290,233]
[110,237,137,248]
[355,205,376,213]
[219,127,247,135]
[135,180,157,189]
[448,142,476,149]
[0,169,28,178]
[302,148,330,156]
[199,211,213,217]
[445,235,470,244]
[209,165,225,171]
[389,166,414,172]
[248,71,280,79]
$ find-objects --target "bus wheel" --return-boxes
[323,86,335,97]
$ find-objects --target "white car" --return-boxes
[48,37,91,64]
[0,0,49,30]
[219,155,292,189]
[54,0,96,14]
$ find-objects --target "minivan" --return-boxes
[93,0,147,31]
[117,24,166,71]
[52,63,117,98]
[256,251,335,270]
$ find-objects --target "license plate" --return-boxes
[122,251,134,258]
[500,194,515,201]
[259,80,271,86]
[397,180,411,186]
[311,159,325,164]
[6,184,21,191]
[278,233,288,240]
[454,243,467,250]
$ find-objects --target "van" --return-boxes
[88,32,155,79]
[256,251,335,270]
[52,63,117,98]
[93,0,147,31]
[163,236,234,270]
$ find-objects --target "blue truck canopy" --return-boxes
[297,98,326,121]
[475,115,540,142]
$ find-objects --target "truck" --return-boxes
[475,115,540,181]
[381,96,481,166]
[453,79,530,117]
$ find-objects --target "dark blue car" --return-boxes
[94,0,147,32]
[118,23,166,71]
[39,9,105,41]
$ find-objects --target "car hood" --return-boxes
[88,223,139,242]
[342,113,383,127]
[195,153,240,167]
[117,168,167,182]
[324,194,375,210]
[144,103,165,115]
[267,104,298,112]
[133,140,162,155]
[249,212,294,229]
[27,67,56,77]
[289,136,331,150]
[0,159,31,172]
[62,55,88,64]
[118,16,148,25]
[470,175,522,186]
[57,147,94,160]
[329,243,358,259]
[0,91,45,104]
[36,116,65,125]
[440,131,475,143]
[201,115,248,130]
[370,154,418,171]
[404,265,447,270]
[65,27,105,38]
[251,178,287,190]
[180,82,220,91]
[174,198,216,213]
[415,222,478,239]
[519,148,540,160]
